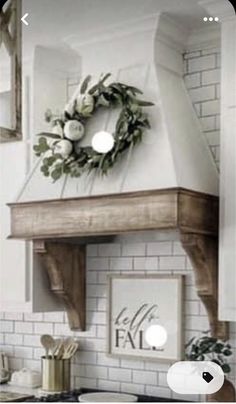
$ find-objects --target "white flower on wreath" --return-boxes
[54,139,73,158]
[64,120,85,141]
[76,93,94,117]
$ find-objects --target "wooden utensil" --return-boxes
[51,338,62,359]
[62,341,79,359]
[54,340,64,360]
[40,335,55,359]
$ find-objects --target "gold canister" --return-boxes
[41,357,70,392]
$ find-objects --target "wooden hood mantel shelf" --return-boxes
[8,187,228,338]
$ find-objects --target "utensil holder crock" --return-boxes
[41,356,70,392]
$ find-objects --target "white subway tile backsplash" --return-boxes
[188,55,215,72]
[87,258,109,271]
[184,51,201,59]
[0,344,13,355]
[75,376,97,389]
[133,370,157,385]
[158,372,168,387]
[199,116,216,132]
[43,312,64,322]
[85,364,108,379]
[74,325,97,339]
[98,379,120,392]
[202,69,220,85]
[96,298,106,312]
[9,358,23,371]
[201,99,220,116]
[23,334,41,347]
[122,243,146,256]
[75,350,97,365]
[133,257,158,270]
[145,385,171,399]
[5,333,23,346]
[14,346,33,359]
[159,256,185,270]
[121,382,145,395]
[96,325,106,339]
[185,301,200,315]
[15,322,33,334]
[205,130,220,146]
[189,85,215,103]
[185,315,209,331]
[4,313,23,321]
[86,245,98,257]
[34,322,53,335]
[147,242,172,256]
[0,320,13,333]
[24,313,43,322]
[97,272,108,285]
[184,73,201,89]
[33,347,45,359]
[110,257,133,271]
[87,284,106,298]
[172,241,186,256]
[109,367,132,382]
[87,271,97,284]
[87,311,106,325]
[97,353,120,368]
[99,244,121,257]
[87,298,97,311]
[121,359,144,370]
[23,359,41,371]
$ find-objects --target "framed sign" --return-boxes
[107,274,184,362]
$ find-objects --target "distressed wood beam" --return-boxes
[180,234,228,340]
[33,241,86,331]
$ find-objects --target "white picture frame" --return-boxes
[107,274,184,362]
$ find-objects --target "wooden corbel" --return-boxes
[33,241,86,331]
[180,233,228,340]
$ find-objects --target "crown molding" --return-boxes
[63,13,189,54]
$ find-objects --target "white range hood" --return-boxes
[17,13,218,202]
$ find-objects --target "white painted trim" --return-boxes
[64,13,189,54]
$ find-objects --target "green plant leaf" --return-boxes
[223,349,232,356]
[37,132,61,139]
[136,100,155,107]
[127,85,143,95]
[222,363,231,374]
[214,343,224,353]
[80,75,92,94]
[51,166,63,181]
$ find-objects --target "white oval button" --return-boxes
[167,361,224,395]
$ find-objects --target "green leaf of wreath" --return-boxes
[35,73,154,181]
[80,75,92,94]
[136,100,155,107]
[37,132,61,139]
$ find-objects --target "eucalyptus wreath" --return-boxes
[33,73,154,181]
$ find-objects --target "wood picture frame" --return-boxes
[0,0,22,142]
[107,274,184,362]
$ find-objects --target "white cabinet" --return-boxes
[219,17,236,322]
[0,46,80,313]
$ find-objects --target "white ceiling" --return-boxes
[22,0,224,57]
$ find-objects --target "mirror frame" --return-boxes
[0,0,22,143]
